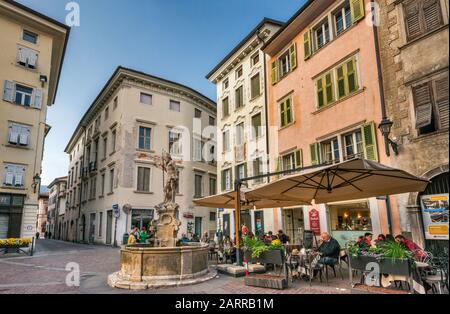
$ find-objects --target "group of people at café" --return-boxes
[127,226,154,244]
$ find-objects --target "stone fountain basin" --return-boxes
[108,243,217,289]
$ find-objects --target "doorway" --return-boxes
[106,210,113,245]
[254,211,265,238]
[89,213,96,243]
[240,210,252,233]
[223,214,230,237]
[194,217,202,237]
[282,208,304,244]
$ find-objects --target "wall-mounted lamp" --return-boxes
[32,174,41,193]
[39,75,48,88]
[378,118,399,157]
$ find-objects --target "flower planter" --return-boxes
[244,249,284,265]
[348,255,412,277]
[0,238,34,256]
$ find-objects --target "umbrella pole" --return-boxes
[234,180,242,266]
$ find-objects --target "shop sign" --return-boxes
[112,204,120,218]
[183,212,194,219]
[309,208,321,235]
[420,194,449,240]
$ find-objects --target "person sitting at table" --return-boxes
[395,235,427,260]
[358,233,373,250]
[180,234,190,245]
[318,232,341,266]
[264,231,276,243]
[246,232,255,240]
[375,234,386,246]
[277,230,290,244]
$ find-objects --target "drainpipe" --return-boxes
[371,0,393,235]
[256,28,271,184]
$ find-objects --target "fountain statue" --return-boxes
[152,151,182,247]
[107,151,216,290]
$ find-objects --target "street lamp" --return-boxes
[378,118,399,157]
[32,174,41,193]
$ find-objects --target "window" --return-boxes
[111,129,116,152]
[95,117,101,130]
[210,212,217,221]
[102,136,108,159]
[222,97,229,118]
[282,153,296,172]
[17,46,38,69]
[98,212,103,237]
[314,20,330,50]
[170,100,181,112]
[413,75,449,135]
[251,52,260,66]
[138,126,152,150]
[193,137,203,161]
[209,116,215,126]
[403,0,443,42]
[279,95,294,128]
[316,72,334,108]
[137,167,151,192]
[274,44,297,81]
[253,158,264,183]
[250,73,261,99]
[222,130,230,152]
[8,123,30,146]
[223,79,229,90]
[336,56,359,99]
[140,93,152,105]
[23,30,38,44]
[221,168,232,191]
[251,113,262,139]
[104,107,109,121]
[236,122,245,146]
[113,97,118,110]
[14,84,33,106]
[277,150,303,174]
[169,131,182,155]
[279,50,291,78]
[236,163,246,180]
[109,168,114,193]
[342,130,364,160]
[3,164,26,187]
[93,139,99,164]
[235,86,244,109]
[334,3,352,36]
[321,137,340,164]
[329,202,372,231]
[209,176,217,196]
[195,108,202,118]
[235,66,243,80]
[100,173,105,197]
[89,177,97,199]
[194,174,203,197]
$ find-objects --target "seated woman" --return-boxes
[395,235,427,261]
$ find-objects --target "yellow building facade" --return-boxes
[0,0,69,239]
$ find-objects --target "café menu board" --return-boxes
[309,209,321,235]
[420,194,449,240]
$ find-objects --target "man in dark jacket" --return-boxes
[318,232,341,265]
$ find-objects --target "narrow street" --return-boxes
[0,240,351,294]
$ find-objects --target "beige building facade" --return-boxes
[378,0,449,252]
[0,0,69,239]
[47,176,67,240]
[65,67,217,245]
[206,18,283,239]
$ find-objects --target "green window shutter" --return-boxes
[310,143,320,166]
[271,61,279,85]
[317,77,324,108]
[275,156,282,179]
[289,43,297,70]
[336,66,346,99]
[295,149,303,168]
[221,171,226,191]
[286,97,293,124]
[351,0,365,24]
[346,58,358,94]
[325,73,334,104]
[280,100,286,127]
[303,31,312,60]
[361,122,379,162]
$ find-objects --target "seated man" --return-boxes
[318,232,341,266]
[395,235,427,260]
[357,233,373,250]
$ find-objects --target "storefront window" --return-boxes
[131,209,154,230]
[329,202,372,232]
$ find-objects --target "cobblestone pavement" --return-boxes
[0,240,352,294]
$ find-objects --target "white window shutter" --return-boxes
[3,80,15,102]
[14,172,23,186]
[33,88,43,108]
[17,47,28,64]
[4,169,14,185]
[28,50,38,68]
[19,128,29,146]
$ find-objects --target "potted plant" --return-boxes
[243,237,285,265]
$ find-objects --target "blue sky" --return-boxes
[16,0,306,185]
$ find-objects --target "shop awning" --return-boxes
[193,190,310,210]
[249,158,429,205]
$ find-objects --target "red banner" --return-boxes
[309,208,321,235]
